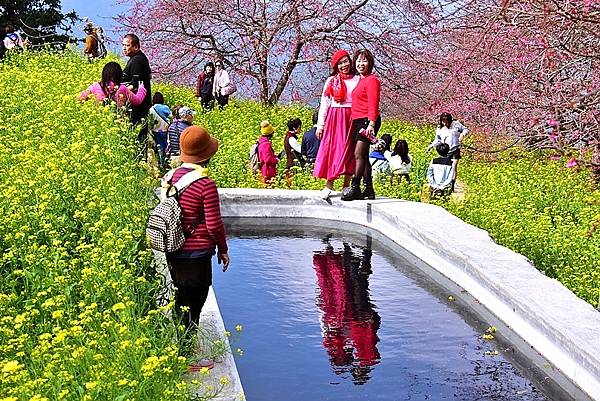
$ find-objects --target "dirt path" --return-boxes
[451,178,466,202]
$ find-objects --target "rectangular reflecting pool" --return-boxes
[216,219,574,401]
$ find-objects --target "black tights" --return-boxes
[353,141,372,186]
[175,285,210,329]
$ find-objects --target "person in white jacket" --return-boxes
[427,112,468,191]
[427,143,455,196]
[389,139,412,184]
[213,60,233,110]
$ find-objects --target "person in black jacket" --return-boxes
[301,110,321,164]
[122,33,152,126]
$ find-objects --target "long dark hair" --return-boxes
[380,133,392,152]
[204,62,215,77]
[392,139,410,164]
[439,112,453,128]
[153,91,165,105]
[100,61,122,97]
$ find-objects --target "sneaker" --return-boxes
[320,187,332,200]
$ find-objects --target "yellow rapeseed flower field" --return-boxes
[0,49,598,401]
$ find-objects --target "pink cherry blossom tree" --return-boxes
[117,0,397,105]
[377,0,600,177]
[118,0,600,177]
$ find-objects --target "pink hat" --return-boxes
[331,49,350,69]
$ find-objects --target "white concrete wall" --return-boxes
[218,188,600,401]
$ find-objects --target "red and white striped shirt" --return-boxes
[171,167,228,254]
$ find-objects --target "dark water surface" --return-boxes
[215,225,564,401]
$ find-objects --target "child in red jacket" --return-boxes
[257,120,280,184]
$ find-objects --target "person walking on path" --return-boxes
[283,118,304,186]
[166,106,196,165]
[149,92,172,167]
[122,33,152,126]
[342,49,381,201]
[313,49,360,200]
[83,22,99,61]
[426,112,468,192]
[163,125,230,332]
[257,120,280,184]
[213,60,233,110]
[196,62,216,112]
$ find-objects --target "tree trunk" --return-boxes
[592,144,600,184]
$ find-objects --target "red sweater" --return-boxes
[351,74,381,122]
[171,168,228,254]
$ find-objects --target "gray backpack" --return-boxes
[146,169,203,253]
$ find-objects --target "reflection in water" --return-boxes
[313,234,381,385]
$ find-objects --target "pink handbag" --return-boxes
[221,80,237,96]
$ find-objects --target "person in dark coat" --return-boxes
[121,33,152,125]
[196,62,215,112]
[301,110,321,164]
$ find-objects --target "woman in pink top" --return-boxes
[313,50,360,200]
[78,61,146,108]
[342,49,381,201]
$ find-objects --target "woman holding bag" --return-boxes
[213,60,235,110]
[342,49,381,201]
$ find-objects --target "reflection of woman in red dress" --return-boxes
[313,238,381,384]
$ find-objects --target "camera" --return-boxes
[123,74,140,88]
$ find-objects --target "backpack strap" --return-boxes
[161,168,207,200]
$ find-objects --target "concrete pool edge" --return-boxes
[218,188,600,401]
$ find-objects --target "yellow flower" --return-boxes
[141,355,160,377]
[2,360,22,374]
[85,381,98,390]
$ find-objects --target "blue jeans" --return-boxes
[153,130,168,165]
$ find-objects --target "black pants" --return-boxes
[216,94,229,109]
[167,255,212,329]
[201,95,215,112]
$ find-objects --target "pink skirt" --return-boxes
[313,107,355,181]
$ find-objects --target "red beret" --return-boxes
[331,49,350,69]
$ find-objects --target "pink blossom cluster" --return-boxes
[117,0,600,176]
[374,0,599,175]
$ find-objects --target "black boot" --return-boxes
[450,179,456,193]
[362,176,376,200]
[342,177,363,201]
